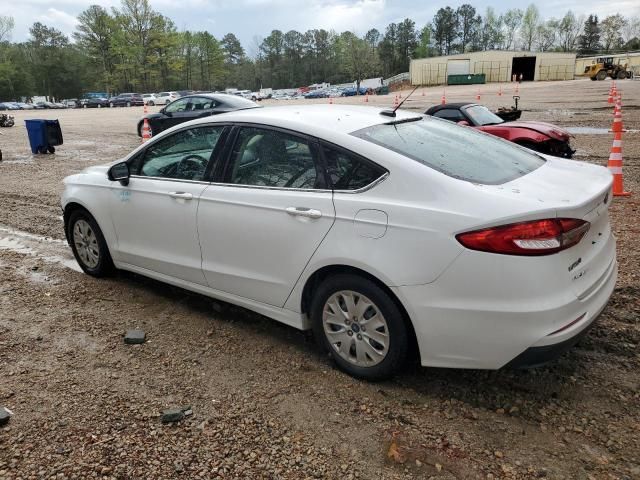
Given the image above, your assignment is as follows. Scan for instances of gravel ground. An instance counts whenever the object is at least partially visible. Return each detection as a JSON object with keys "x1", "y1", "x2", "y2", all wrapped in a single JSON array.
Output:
[{"x1": 0, "y1": 78, "x2": 639, "y2": 479}]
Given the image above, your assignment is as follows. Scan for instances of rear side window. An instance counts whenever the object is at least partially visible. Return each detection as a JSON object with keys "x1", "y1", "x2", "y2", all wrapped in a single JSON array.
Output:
[
  {"x1": 226, "y1": 127, "x2": 323, "y2": 189},
  {"x1": 352, "y1": 118, "x2": 545, "y2": 185},
  {"x1": 322, "y1": 145, "x2": 386, "y2": 191}
]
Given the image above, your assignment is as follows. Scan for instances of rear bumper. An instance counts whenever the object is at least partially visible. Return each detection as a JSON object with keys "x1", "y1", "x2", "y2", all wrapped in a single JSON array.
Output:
[
  {"x1": 506, "y1": 308, "x2": 600, "y2": 368},
  {"x1": 392, "y1": 248, "x2": 617, "y2": 370}
]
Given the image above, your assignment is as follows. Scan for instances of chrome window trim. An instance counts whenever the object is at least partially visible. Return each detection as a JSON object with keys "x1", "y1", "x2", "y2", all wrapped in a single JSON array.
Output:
[
  {"x1": 129, "y1": 175, "x2": 210, "y2": 185},
  {"x1": 130, "y1": 170, "x2": 389, "y2": 193},
  {"x1": 207, "y1": 171, "x2": 388, "y2": 194}
]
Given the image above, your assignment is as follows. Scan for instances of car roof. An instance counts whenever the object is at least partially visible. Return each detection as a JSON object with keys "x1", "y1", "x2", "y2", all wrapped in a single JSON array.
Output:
[
  {"x1": 187, "y1": 104, "x2": 424, "y2": 135},
  {"x1": 425, "y1": 103, "x2": 475, "y2": 114}
]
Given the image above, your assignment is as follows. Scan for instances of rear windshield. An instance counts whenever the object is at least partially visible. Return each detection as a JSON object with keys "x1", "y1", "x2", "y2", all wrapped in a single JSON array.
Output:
[{"x1": 352, "y1": 117, "x2": 545, "y2": 185}]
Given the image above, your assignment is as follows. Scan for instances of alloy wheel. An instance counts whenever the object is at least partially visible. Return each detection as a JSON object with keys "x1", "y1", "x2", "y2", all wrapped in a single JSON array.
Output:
[
  {"x1": 73, "y1": 219, "x2": 100, "y2": 268},
  {"x1": 323, "y1": 290, "x2": 389, "y2": 367}
]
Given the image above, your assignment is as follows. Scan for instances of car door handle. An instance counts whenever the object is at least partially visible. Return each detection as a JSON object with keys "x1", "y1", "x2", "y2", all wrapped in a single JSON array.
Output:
[
  {"x1": 169, "y1": 191, "x2": 193, "y2": 200},
  {"x1": 285, "y1": 207, "x2": 322, "y2": 219}
]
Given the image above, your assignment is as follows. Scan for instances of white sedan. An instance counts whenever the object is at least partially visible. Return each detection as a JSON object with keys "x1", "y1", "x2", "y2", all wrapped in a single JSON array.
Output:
[
  {"x1": 61, "y1": 105, "x2": 616, "y2": 379},
  {"x1": 154, "y1": 92, "x2": 179, "y2": 105}
]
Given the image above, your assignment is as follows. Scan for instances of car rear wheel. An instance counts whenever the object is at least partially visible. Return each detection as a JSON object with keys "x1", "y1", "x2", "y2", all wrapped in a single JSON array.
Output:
[
  {"x1": 67, "y1": 210, "x2": 114, "y2": 277},
  {"x1": 311, "y1": 274, "x2": 409, "y2": 380}
]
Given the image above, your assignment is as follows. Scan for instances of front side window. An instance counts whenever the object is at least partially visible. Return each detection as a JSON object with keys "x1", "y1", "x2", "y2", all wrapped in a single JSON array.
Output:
[
  {"x1": 165, "y1": 98, "x2": 189, "y2": 113},
  {"x1": 227, "y1": 128, "x2": 322, "y2": 189},
  {"x1": 353, "y1": 117, "x2": 545, "y2": 185},
  {"x1": 137, "y1": 126, "x2": 223, "y2": 181},
  {"x1": 323, "y1": 145, "x2": 386, "y2": 191}
]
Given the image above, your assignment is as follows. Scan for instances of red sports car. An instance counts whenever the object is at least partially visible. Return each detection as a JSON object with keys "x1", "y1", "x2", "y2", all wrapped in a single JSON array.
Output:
[{"x1": 425, "y1": 103, "x2": 575, "y2": 158}]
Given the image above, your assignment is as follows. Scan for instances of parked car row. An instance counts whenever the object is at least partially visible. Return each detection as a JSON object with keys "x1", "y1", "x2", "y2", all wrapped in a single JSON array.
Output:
[{"x1": 0, "y1": 101, "x2": 68, "y2": 110}]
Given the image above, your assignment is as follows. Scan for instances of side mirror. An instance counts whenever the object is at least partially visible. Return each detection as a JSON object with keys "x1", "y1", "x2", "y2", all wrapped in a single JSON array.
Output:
[
  {"x1": 457, "y1": 120, "x2": 470, "y2": 126},
  {"x1": 108, "y1": 161, "x2": 130, "y2": 186}
]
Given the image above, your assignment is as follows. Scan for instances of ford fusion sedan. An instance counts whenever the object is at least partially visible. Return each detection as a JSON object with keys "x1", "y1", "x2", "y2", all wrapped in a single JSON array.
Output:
[{"x1": 61, "y1": 106, "x2": 616, "y2": 380}]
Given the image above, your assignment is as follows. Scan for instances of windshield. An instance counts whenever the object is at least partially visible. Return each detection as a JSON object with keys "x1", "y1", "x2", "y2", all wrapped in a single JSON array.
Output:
[
  {"x1": 464, "y1": 105, "x2": 504, "y2": 126},
  {"x1": 352, "y1": 117, "x2": 545, "y2": 185}
]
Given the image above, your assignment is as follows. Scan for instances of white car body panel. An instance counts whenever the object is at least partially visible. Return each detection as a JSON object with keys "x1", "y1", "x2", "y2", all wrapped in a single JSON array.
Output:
[
  {"x1": 61, "y1": 105, "x2": 617, "y2": 370},
  {"x1": 197, "y1": 185, "x2": 335, "y2": 306}
]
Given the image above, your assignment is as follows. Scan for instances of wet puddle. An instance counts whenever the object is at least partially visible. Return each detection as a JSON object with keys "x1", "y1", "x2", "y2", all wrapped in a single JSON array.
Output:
[
  {"x1": 0, "y1": 227, "x2": 83, "y2": 273},
  {"x1": 566, "y1": 127, "x2": 639, "y2": 135},
  {"x1": 566, "y1": 127, "x2": 610, "y2": 135}
]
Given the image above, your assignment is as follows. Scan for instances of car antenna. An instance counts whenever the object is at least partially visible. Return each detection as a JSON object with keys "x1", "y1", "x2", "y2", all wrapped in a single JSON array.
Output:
[{"x1": 380, "y1": 85, "x2": 419, "y2": 117}]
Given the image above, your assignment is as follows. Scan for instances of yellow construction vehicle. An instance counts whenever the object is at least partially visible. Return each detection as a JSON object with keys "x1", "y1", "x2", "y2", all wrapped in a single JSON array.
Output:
[{"x1": 585, "y1": 57, "x2": 631, "y2": 80}]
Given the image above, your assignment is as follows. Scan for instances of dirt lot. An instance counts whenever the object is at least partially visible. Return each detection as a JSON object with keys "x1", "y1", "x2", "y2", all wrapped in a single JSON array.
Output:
[{"x1": 0, "y1": 79, "x2": 639, "y2": 480}]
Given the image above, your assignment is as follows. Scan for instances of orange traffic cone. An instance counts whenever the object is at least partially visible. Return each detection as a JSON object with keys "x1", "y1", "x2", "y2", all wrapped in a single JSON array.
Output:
[
  {"x1": 476, "y1": 87, "x2": 481, "y2": 101},
  {"x1": 141, "y1": 118, "x2": 152, "y2": 143},
  {"x1": 607, "y1": 84, "x2": 614, "y2": 104},
  {"x1": 498, "y1": 85, "x2": 502, "y2": 96},
  {"x1": 610, "y1": 95, "x2": 624, "y2": 133},
  {"x1": 364, "y1": 93, "x2": 369, "y2": 103},
  {"x1": 329, "y1": 97, "x2": 333, "y2": 104},
  {"x1": 608, "y1": 130, "x2": 631, "y2": 196},
  {"x1": 143, "y1": 102, "x2": 148, "y2": 114},
  {"x1": 441, "y1": 89, "x2": 446, "y2": 105}
]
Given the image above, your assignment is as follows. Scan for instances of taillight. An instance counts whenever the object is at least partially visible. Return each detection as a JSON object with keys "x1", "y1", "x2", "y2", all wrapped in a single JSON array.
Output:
[{"x1": 456, "y1": 218, "x2": 590, "y2": 256}]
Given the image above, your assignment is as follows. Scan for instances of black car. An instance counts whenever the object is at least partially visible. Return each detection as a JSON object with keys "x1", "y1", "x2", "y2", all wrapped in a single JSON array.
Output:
[
  {"x1": 109, "y1": 93, "x2": 144, "y2": 108},
  {"x1": 79, "y1": 92, "x2": 110, "y2": 108},
  {"x1": 137, "y1": 94, "x2": 260, "y2": 137}
]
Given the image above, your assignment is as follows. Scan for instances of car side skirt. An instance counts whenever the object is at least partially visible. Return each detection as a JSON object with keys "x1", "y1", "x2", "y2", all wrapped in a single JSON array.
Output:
[{"x1": 116, "y1": 262, "x2": 307, "y2": 330}]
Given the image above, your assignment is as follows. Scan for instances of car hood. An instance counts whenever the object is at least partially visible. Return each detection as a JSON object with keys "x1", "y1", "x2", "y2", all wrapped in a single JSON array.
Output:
[{"x1": 502, "y1": 121, "x2": 571, "y2": 140}]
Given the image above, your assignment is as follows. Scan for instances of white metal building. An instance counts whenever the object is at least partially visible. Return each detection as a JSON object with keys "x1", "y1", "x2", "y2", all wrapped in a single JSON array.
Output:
[{"x1": 410, "y1": 50, "x2": 577, "y2": 85}]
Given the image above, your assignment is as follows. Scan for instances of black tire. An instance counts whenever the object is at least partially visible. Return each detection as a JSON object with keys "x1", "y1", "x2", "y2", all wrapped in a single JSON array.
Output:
[
  {"x1": 47, "y1": 146, "x2": 55, "y2": 154},
  {"x1": 617, "y1": 71, "x2": 627, "y2": 79},
  {"x1": 310, "y1": 273, "x2": 409, "y2": 380},
  {"x1": 596, "y1": 70, "x2": 607, "y2": 81},
  {"x1": 66, "y1": 209, "x2": 115, "y2": 277},
  {"x1": 589, "y1": 76, "x2": 597, "y2": 81},
  {"x1": 149, "y1": 101, "x2": 155, "y2": 106}
]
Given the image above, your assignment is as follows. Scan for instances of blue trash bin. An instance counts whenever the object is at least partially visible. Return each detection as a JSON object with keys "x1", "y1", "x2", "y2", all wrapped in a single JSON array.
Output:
[{"x1": 25, "y1": 119, "x2": 63, "y2": 154}]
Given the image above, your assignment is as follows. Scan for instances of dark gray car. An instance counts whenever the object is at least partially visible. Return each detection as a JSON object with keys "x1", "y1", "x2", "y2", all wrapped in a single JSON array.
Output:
[{"x1": 137, "y1": 94, "x2": 260, "y2": 137}]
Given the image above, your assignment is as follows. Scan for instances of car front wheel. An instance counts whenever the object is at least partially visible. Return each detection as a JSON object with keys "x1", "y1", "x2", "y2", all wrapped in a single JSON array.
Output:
[
  {"x1": 67, "y1": 210, "x2": 114, "y2": 277},
  {"x1": 311, "y1": 274, "x2": 409, "y2": 380}
]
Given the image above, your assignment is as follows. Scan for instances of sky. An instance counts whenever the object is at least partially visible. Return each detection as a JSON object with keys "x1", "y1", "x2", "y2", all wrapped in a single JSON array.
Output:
[{"x1": 2, "y1": 0, "x2": 639, "y2": 53}]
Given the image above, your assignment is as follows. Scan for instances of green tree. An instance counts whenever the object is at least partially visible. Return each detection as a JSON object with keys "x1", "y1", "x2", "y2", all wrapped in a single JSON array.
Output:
[
  {"x1": 502, "y1": 9, "x2": 523, "y2": 50},
  {"x1": 558, "y1": 11, "x2": 582, "y2": 52},
  {"x1": 578, "y1": 14, "x2": 601, "y2": 54},
  {"x1": 520, "y1": 4, "x2": 540, "y2": 50},
  {"x1": 601, "y1": 14, "x2": 627, "y2": 52},
  {"x1": 74, "y1": 5, "x2": 118, "y2": 92},
  {"x1": 432, "y1": 7, "x2": 458, "y2": 55}
]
